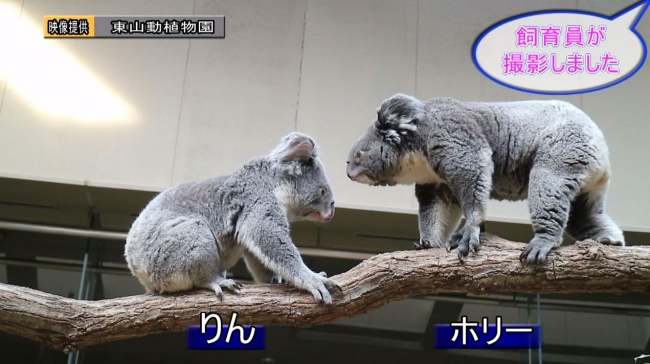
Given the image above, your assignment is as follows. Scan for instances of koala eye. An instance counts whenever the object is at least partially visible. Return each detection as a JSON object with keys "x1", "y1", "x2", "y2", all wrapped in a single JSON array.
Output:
[
  {"x1": 319, "y1": 188, "x2": 326, "y2": 197},
  {"x1": 355, "y1": 150, "x2": 362, "y2": 158}
]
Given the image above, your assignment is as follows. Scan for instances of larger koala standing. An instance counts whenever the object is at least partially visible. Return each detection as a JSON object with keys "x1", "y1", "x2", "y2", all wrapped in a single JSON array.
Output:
[
  {"x1": 346, "y1": 93, "x2": 625, "y2": 264},
  {"x1": 125, "y1": 132, "x2": 341, "y2": 304}
]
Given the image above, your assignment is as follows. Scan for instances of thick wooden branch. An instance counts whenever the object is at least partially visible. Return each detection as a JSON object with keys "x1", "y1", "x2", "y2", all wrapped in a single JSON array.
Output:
[{"x1": 0, "y1": 234, "x2": 649, "y2": 353}]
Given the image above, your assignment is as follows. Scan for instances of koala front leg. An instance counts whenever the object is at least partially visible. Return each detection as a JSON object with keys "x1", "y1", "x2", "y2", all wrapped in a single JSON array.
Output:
[
  {"x1": 244, "y1": 251, "x2": 329, "y2": 284},
  {"x1": 243, "y1": 252, "x2": 284, "y2": 284},
  {"x1": 434, "y1": 146, "x2": 493, "y2": 260},
  {"x1": 237, "y1": 208, "x2": 341, "y2": 304},
  {"x1": 414, "y1": 183, "x2": 462, "y2": 250}
]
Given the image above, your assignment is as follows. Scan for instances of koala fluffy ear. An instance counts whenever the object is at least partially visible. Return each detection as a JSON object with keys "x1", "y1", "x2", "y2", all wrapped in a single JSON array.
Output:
[
  {"x1": 401, "y1": 112, "x2": 422, "y2": 132},
  {"x1": 374, "y1": 94, "x2": 422, "y2": 135},
  {"x1": 373, "y1": 98, "x2": 422, "y2": 145},
  {"x1": 374, "y1": 108, "x2": 385, "y2": 127},
  {"x1": 270, "y1": 132, "x2": 316, "y2": 163}
]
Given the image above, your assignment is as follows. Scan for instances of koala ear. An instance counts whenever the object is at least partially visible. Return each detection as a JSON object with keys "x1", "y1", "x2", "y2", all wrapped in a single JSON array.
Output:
[
  {"x1": 270, "y1": 132, "x2": 316, "y2": 163},
  {"x1": 374, "y1": 108, "x2": 385, "y2": 128},
  {"x1": 374, "y1": 94, "x2": 421, "y2": 133},
  {"x1": 399, "y1": 113, "x2": 421, "y2": 132}
]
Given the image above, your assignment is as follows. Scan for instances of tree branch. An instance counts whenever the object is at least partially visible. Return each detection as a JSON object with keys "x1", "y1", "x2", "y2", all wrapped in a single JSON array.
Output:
[{"x1": 0, "y1": 234, "x2": 649, "y2": 353}]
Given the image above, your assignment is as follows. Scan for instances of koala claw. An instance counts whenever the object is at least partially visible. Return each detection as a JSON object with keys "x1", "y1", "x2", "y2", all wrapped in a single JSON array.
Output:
[
  {"x1": 270, "y1": 275, "x2": 283, "y2": 284},
  {"x1": 206, "y1": 278, "x2": 242, "y2": 300},
  {"x1": 305, "y1": 272, "x2": 341, "y2": 305},
  {"x1": 324, "y1": 278, "x2": 342, "y2": 293},
  {"x1": 445, "y1": 225, "x2": 481, "y2": 260},
  {"x1": 519, "y1": 238, "x2": 554, "y2": 264},
  {"x1": 413, "y1": 238, "x2": 434, "y2": 250},
  {"x1": 308, "y1": 283, "x2": 332, "y2": 305},
  {"x1": 219, "y1": 278, "x2": 243, "y2": 293},
  {"x1": 213, "y1": 286, "x2": 224, "y2": 301},
  {"x1": 317, "y1": 271, "x2": 342, "y2": 293}
]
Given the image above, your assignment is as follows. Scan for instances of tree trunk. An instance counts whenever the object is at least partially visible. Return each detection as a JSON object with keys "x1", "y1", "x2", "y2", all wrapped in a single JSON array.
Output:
[{"x1": 0, "y1": 233, "x2": 648, "y2": 353}]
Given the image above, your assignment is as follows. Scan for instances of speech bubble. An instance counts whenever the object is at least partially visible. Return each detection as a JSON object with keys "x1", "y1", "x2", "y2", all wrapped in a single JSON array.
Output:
[{"x1": 472, "y1": 0, "x2": 649, "y2": 95}]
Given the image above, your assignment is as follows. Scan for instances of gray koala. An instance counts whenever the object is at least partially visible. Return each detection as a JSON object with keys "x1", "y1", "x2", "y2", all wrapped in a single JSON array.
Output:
[
  {"x1": 124, "y1": 132, "x2": 341, "y2": 304},
  {"x1": 346, "y1": 93, "x2": 625, "y2": 264}
]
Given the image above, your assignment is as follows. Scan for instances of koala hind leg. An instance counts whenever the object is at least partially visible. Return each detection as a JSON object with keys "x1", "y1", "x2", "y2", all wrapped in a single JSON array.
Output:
[
  {"x1": 520, "y1": 166, "x2": 580, "y2": 264},
  {"x1": 149, "y1": 218, "x2": 241, "y2": 298},
  {"x1": 566, "y1": 184, "x2": 625, "y2": 246},
  {"x1": 125, "y1": 258, "x2": 157, "y2": 294},
  {"x1": 134, "y1": 271, "x2": 157, "y2": 294}
]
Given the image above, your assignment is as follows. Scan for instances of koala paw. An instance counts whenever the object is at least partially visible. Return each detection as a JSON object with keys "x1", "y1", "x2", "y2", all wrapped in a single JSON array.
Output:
[
  {"x1": 317, "y1": 271, "x2": 328, "y2": 278},
  {"x1": 413, "y1": 238, "x2": 435, "y2": 250},
  {"x1": 446, "y1": 225, "x2": 481, "y2": 260},
  {"x1": 413, "y1": 237, "x2": 445, "y2": 250},
  {"x1": 302, "y1": 271, "x2": 342, "y2": 305},
  {"x1": 209, "y1": 278, "x2": 243, "y2": 301},
  {"x1": 519, "y1": 237, "x2": 554, "y2": 264},
  {"x1": 270, "y1": 275, "x2": 283, "y2": 284},
  {"x1": 595, "y1": 237, "x2": 624, "y2": 246}
]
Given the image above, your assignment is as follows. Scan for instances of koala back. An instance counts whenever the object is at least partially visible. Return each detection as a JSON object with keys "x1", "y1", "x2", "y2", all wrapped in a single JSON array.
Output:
[
  {"x1": 125, "y1": 132, "x2": 336, "y2": 266},
  {"x1": 346, "y1": 93, "x2": 611, "y2": 204}
]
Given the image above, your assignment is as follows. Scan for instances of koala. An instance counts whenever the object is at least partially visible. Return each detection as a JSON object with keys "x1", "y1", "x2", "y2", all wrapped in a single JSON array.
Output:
[
  {"x1": 346, "y1": 93, "x2": 625, "y2": 264},
  {"x1": 124, "y1": 132, "x2": 341, "y2": 304}
]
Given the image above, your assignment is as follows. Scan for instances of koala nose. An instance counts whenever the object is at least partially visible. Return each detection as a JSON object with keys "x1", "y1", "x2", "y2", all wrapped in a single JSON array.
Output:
[{"x1": 346, "y1": 172, "x2": 352, "y2": 180}]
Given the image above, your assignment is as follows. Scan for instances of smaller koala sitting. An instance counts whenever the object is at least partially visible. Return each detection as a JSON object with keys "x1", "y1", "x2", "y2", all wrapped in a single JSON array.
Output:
[
  {"x1": 346, "y1": 93, "x2": 625, "y2": 264},
  {"x1": 124, "y1": 132, "x2": 341, "y2": 304}
]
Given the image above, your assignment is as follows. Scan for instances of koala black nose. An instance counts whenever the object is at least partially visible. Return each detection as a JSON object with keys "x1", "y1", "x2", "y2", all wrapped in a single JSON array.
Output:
[{"x1": 346, "y1": 172, "x2": 352, "y2": 179}]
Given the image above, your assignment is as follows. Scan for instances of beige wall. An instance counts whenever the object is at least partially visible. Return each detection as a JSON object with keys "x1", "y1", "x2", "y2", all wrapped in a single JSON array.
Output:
[{"x1": 0, "y1": 0, "x2": 648, "y2": 231}]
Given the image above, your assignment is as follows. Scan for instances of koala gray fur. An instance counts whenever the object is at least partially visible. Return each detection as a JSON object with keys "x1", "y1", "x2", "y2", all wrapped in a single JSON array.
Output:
[
  {"x1": 124, "y1": 132, "x2": 341, "y2": 304},
  {"x1": 346, "y1": 93, "x2": 625, "y2": 264}
]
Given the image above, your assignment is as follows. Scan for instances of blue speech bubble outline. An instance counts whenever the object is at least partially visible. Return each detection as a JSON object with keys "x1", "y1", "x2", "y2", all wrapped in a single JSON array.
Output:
[{"x1": 471, "y1": 0, "x2": 650, "y2": 96}]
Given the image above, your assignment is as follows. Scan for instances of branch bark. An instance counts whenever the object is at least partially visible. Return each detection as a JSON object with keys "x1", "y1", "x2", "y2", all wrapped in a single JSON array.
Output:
[{"x1": 1, "y1": 233, "x2": 649, "y2": 353}]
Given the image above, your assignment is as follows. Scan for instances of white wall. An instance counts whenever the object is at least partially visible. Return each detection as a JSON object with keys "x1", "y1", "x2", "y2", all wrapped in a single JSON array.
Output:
[{"x1": 0, "y1": 0, "x2": 648, "y2": 231}]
